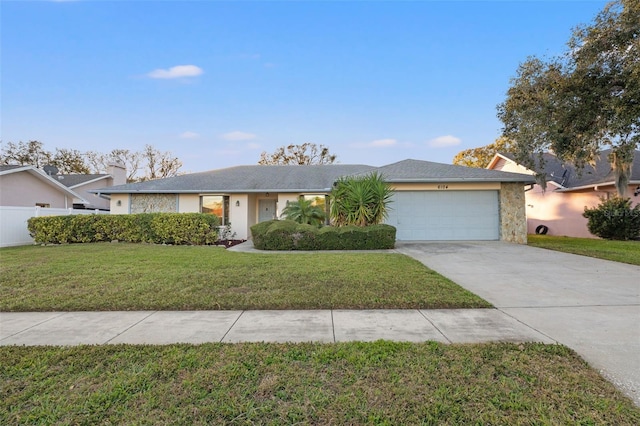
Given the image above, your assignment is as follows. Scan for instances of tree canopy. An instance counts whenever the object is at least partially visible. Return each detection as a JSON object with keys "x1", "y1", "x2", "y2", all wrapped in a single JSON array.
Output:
[
  {"x1": 258, "y1": 143, "x2": 337, "y2": 165},
  {"x1": 497, "y1": 0, "x2": 639, "y2": 196},
  {"x1": 0, "y1": 141, "x2": 90, "y2": 174},
  {"x1": 452, "y1": 137, "x2": 513, "y2": 168},
  {"x1": 1, "y1": 141, "x2": 182, "y2": 182}
]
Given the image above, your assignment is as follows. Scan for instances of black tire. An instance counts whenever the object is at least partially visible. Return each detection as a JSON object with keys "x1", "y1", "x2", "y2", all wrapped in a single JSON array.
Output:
[{"x1": 535, "y1": 225, "x2": 549, "y2": 235}]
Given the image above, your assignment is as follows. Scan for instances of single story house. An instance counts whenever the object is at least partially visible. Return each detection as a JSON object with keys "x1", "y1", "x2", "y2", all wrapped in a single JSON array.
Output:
[
  {"x1": 0, "y1": 163, "x2": 127, "y2": 210},
  {"x1": 487, "y1": 149, "x2": 640, "y2": 238},
  {"x1": 94, "y1": 159, "x2": 535, "y2": 243}
]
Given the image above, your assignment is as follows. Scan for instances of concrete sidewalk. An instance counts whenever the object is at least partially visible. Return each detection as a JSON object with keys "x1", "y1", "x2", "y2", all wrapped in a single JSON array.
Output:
[{"x1": 0, "y1": 309, "x2": 554, "y2": 346}]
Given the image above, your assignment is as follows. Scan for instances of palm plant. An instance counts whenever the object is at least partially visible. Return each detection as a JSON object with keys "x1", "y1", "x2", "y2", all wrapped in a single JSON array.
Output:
[
  {"x1": 330, "y1": 172, "x2": 393, "y2": 227},
  {"x1": 281, "y1": 198, "x2": 326, "y2": 226}
]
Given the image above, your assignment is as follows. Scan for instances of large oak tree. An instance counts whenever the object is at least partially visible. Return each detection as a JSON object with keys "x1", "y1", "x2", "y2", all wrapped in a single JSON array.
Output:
[
  {"x1": 452, "y1": 137, "x2": 513, "y2": 168},
  {"x1": 497, "y1": 0, "x2": 639, "y2": 196}
]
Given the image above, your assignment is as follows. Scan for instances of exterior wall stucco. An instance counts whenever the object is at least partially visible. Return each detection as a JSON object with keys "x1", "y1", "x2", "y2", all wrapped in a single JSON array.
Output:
[
  {"x1": 109, "y1": 194, "x2": 130, "y2": 214},
  {"x1": 277, "y1": 194, "x2": 301, "y2": 218},
  {"x1": 500, "y1": 182, "x2": 528, "y2": 244},
  {"x1": 72, "y1": 178, "x2": 112, "y2": 210},
  {"x1": 525, "y1": 184, "x2": 639, "y2": 238},
  {"x1": 130, "y1": 194, "x2": 178, "y2": 213},
  {"x1": 229, "y1": 194, "x2": 249, "y2": 240},
  {"x1": 391, "y1": 182, "x2": 501, "y2": 191},
  {"x1": 0, "y1": 172, "x2": 73, "y2": 208},
  {"x1": 178, "y1": 194, "x2": 200, "y2": 213}
]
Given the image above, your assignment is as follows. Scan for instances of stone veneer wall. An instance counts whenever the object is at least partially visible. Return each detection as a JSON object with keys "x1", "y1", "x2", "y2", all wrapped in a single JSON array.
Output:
[
  {"x1": 500, "y1": 183, "x2": 528, "y2": 244},
  {"x1": 130, "y1": 194, "x2": 178, "y2": 214}
]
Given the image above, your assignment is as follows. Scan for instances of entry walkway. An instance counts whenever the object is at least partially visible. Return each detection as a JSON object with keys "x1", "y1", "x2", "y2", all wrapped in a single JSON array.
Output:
[{"x1": 0, "y1": 308, "x2": 553, "y2": 346}]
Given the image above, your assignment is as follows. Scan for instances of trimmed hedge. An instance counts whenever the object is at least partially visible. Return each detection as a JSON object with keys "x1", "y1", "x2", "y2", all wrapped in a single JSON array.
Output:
[
  {"x1": 27, "y1": 213, "x2": 220, "y2": 245},
  {"x1": 251, "y1": 220, "x2": 396, "y2": 250}
]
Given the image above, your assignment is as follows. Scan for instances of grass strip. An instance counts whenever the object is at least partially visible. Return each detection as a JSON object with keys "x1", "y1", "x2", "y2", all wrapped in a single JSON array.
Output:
[
  {"x1": 2, "y1": 342, "x2": 639, "y2": 425},
  {"x1": 528, "y1": 235, "x2": 640, "y2": 266},
  {"x1": 0, "y1": 243, "x2": 490, "y2": 311}
]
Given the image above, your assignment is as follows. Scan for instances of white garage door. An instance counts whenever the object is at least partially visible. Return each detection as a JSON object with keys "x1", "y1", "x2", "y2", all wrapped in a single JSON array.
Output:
[{"x1": 385, "y1": 191, "x2": 499, "y2": 241}]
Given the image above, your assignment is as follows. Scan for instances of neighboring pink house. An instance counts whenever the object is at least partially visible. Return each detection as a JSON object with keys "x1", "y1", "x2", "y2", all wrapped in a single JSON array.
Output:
[
  {"x1": 51, "y1": 164, "x2": 127, "y2": 210},
  {"x1": 487, "y1": 150, "x2": 640, "y2": 238},
  {"x1": 0, "y1": 165, "x2": 85, "y2": 209},
  {"x1": 0, "y1": 163, "x2": 126, "y2": 210}
]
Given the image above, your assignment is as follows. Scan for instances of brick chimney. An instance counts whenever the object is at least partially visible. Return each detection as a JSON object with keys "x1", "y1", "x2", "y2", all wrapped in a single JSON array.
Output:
[{"x1": 107, "y1": 163, "x2": 127, "y2": 186}]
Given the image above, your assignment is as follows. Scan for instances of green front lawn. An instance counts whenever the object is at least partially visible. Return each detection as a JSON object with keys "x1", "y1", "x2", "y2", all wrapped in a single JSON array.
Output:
[
  {"x1": 2, "y1": 342, "x2": 638, "y2": 424},
  {"x1": 528, "y1": 235, "x2": 640, "y2": 266},
  {"x1": 0, "y1": 243, "x2": 490, "y2": 311}
]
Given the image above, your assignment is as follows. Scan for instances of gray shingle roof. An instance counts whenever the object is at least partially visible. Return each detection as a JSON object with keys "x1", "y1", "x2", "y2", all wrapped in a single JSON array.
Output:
[
  {"x1": 96, "y1": 164, "x2": 377, "y2": 194},
  {"x1": 54, "y1": 174, "x2": 109, "y2": 188},
  {"x1": 0, "y1": 164, "x2": 26, "y2": 172},
  {"x1": 501, "y1": 149, "x2": 640, "y2": 188},
  {"x1": 370, "y1": 159, "x2": 536, "y2": 183}
]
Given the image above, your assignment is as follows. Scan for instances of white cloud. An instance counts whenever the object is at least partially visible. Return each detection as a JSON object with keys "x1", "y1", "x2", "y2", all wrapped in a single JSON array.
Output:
[
  {"x1": 428, "y1": 135, "x2": 462, "y2": 148},
  {"x1": 221, "y1": 131, "x2": 257, "y2": 141},
  {"x1": 247, "y1": 142, "x2": 261, "y2": 150},
  {"x1": 179, "y1": 131, "x2": 199, "y2": 139},
  {"x1": 147, "y1": 65, "x2": 203, "y2": 79}
]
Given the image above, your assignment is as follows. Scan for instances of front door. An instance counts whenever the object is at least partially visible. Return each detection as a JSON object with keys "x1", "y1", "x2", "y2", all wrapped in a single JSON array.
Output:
[{"x1": 258, "y1": 199, "x2": 277, "y2": 222}]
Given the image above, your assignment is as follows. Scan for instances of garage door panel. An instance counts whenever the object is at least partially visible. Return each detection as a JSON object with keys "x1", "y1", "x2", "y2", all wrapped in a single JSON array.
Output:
[{"x1": 386, "y1": 191, "x2": 499, "y2": 241}]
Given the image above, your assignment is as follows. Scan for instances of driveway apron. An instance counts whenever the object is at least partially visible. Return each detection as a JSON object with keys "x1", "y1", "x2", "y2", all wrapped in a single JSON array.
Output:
[{"x1": 396, "y1": 241, "x2": 640, "y2": 406}]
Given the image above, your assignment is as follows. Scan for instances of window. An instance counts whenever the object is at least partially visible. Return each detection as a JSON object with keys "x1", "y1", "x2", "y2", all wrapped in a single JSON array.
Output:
[{"x1": 200, "y1": 195, "x2": 229, "y2": 225}]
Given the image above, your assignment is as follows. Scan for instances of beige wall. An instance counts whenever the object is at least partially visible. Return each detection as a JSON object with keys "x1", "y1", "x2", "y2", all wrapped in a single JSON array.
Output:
[
  {"x1": 229, "y1": 194, "x2": 249, "y2": 240},
  {"x1": 492, "y1": 158, "x2": 533, "y2": 175},
  {"x1": 391, "y1": 182, "x2": 501, "y2": 191},
  {"x1": 0, "y1": 172, "x2": 73, "y2": 208},
  {"x1": 277, "y1": 193, "x2": 301, "y2": 218},
  {"x1": 109, "y1": 194, "x2": 130, "y2": 214},
  {"x1": 178, "y1": 194, "x2": 200, "y2": 213}
]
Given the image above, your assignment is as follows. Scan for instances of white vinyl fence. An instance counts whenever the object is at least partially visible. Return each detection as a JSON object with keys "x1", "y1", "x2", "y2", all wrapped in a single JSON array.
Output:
[{"x1": 0, "y1": 206, "x2": 108, "y2": 248}]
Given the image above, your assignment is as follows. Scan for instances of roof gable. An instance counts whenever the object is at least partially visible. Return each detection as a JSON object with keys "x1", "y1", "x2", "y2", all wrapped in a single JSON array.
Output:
[{"x1": 0, "y1": 165, "x2": 87, "y2": 201}]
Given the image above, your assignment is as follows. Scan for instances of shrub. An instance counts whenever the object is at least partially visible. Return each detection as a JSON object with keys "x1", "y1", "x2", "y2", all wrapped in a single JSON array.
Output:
[
  {"x1": 28, "y1": 213, "x2": 220, "y2": 245},
  {"x1": 583, "y1": 197, "x2": 640, "y2": 240},
  {"x1": 151, "y1": 213, "x2": 220, "y2": 245},
  {"x1": 251, "y1": 220, "x2": 396, "y2": 250},
  {"x1": 330, "y1": 172, "x2": 393, "y2": 227}
]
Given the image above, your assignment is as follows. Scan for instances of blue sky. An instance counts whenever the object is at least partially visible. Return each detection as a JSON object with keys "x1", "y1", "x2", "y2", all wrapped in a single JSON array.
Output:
[{"x1": 2, "y1": 0, "x2": 608, "y2": 173}]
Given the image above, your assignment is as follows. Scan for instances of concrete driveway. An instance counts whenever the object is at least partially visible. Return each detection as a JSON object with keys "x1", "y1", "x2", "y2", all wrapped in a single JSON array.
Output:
[{"x1": 396, "y1": 241, "x2": 640, "y2": 406}]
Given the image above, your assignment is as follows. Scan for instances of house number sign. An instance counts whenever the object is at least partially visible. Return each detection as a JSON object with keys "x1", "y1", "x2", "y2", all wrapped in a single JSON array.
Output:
[{"x1": 437, "y1": 185, "x2": 449, "y2": 190}]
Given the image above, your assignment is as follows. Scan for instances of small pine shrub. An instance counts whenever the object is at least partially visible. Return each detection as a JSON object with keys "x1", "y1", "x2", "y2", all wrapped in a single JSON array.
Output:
[{"x1": 583, "y1": 197, "x2": 640, "y2": 240}]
